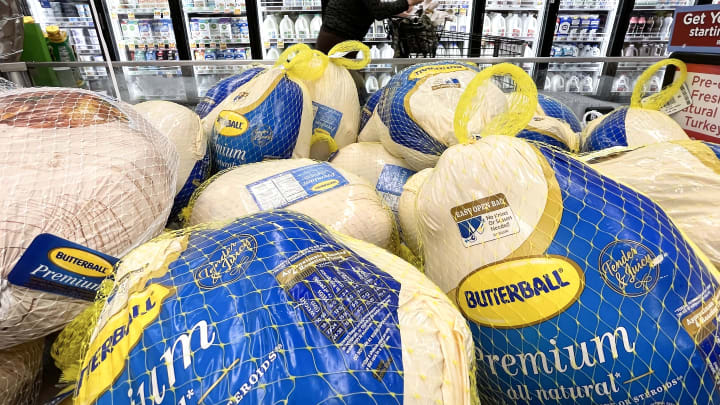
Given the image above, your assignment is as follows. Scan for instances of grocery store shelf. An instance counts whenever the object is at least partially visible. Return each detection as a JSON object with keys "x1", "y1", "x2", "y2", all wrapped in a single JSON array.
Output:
[
  {"x1": 122, "y1": 39, "x2": 176, "y2": 46},
  {"x1": 263, "y1": 6, "x2": 321, "y2": 12},
  {"x1": 549, "y1": 66, "x2": 602, "y2": 72},
  {"x1": 559, "y1": 7, "x2": 613, "y2": 11},
  {"x1": 183, "y1": 6, "x2": 246, "y2": 14},
  {"x1": 264, "y1": 38, "x2": 315, "y2": 44},
  {"x1": 486, "y1": 6, "x2": 542, "y2": 11},
  {"x1": 43, "y1": 17, "x2": 94, "y2": 28},
  {"x1": 110, "y1": 7, "x2": 168, "y2": 15},
  {"x1": 126, "y1": 67, "x2": 182, "y2": 76},
  {"x1": 634, "y1": 3, "x2": 688, "y2": 9},
  {"x1": 554, "y1": 35, "x2": 606, "y2": 42},
  {"x1": 191, "y1": 38, "x2": 250, "y2": 45},
  {"x1": 623, "y1": 37, "x2": 669, "y2": 43},
  {"x1": 193, "y1": 66, "x2": 250, "y2": 74}
]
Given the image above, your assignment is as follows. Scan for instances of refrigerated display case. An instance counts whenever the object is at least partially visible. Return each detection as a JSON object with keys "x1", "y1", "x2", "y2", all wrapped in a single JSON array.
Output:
[
  {"x1": 483, "y1": 0, "x2": 544, "y2": 55},
  {"x1": 25, "y1": 0, "x2": 107, "y2": 87},
  {"x1": 545, "y1": 0, "x2": 621, "y2": 95},
  {"x1": 103, "y1": 0, "x2": 186, "y2": 101},
  {"x1": 180, "y1": 0, "x2": 254, "y2": 96},
  {"x1": 612, "y1": 0, "x2": 694, "y2": 96}
]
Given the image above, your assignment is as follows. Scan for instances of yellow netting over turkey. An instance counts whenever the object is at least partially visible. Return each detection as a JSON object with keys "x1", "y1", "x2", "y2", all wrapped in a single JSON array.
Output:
[
  {"x1": 70, "y1": 210, "x2": 477, "y2": 405},
  {"x1": 0, "y1": 87, "x2": 177, "y2": 350},
  {"x1": 582, "y1": 59, "x2": 690, "y2": 152},
  {"x1": 298, "y1": 41, "x2": 370, "y2": 161},
  {"x1": 400, "y1": 63, "x2": 720, "y2": 404}
]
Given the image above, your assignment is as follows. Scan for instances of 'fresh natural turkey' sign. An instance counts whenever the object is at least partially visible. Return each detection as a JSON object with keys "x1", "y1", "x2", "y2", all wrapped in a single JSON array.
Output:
[{"x1": 668, "y1": 5, "x2": 720, "y2": 54}]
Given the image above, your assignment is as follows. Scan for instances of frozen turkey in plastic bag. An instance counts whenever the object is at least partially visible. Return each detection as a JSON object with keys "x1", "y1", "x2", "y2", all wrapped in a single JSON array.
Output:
[
  {"x1": 584, "y1": 140, "x2": 720, "y2": 270},
  {"x1": 185, "y1": 158, "x2": 395, "y2": 250},
  {"x1": 209, "y1": 45, "x2": 317, "y2": 170},
  {"x1": 302, "y1": 41, "x2": 370, "y2": 160},
  {"x1": 0, "y1": 88, "x2": 177, "y2": 349},
  {"x1": 74, "y1": 210, "x2": 477, "y2": 405},
  {"x1": 406, "y1": 63, "x2": 720, "y2": 404},
  {"x1": 583, "y1": 59, "x2": 689, "y2": 152},
  {"x1": 377, "y1": 61, "x2": 507, "y2": 170},
  {"x1": 133, "y1": 100, "x2": 210, "y2": 220}
]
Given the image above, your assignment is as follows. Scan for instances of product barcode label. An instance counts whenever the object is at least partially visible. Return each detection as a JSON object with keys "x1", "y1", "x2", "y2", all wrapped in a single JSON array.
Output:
[{"x1": 246, "y1": 163, "x2": 348, "y2": 211}]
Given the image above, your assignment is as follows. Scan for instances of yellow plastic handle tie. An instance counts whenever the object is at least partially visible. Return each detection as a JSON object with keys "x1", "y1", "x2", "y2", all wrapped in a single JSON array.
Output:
[
  {"x1": 328, "y1": 40, "x2": 371, "y2": 70},
  {"x1": 630, "y1": 58, "x2": 687, "y2": 110},
  {"x1": 453, "y1": 63, "x2": 538, "y2": 145},
  {"x1": 310, "y1": 128, "x2": 339, "y2": 154},
  {"x1": 274, "y1": 43, "x2": 326, "y2": 81}
]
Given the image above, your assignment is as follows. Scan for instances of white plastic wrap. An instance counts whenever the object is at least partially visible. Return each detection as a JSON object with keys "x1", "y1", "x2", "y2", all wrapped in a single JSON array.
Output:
[{"x1": 186, "y1": 158, "x2": 395, "y2": 249}]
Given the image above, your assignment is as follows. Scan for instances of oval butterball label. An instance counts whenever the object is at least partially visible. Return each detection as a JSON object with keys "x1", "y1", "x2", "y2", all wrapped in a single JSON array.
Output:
[
  {"x1": 216, "y1": 110, "x2": 249, "y2": 137},
  {"x1": 311, "y1": 179, "x2": 340, "y2": 192},
  {"x1": 408, "y1": 63, "x2": 470, "y2": 80},
  {"x1": 48, "y1": 247, "x2": 114, "y2": 278},
  {"x1": 456, "y1": 255, "x2": 585, "y2": 329}
]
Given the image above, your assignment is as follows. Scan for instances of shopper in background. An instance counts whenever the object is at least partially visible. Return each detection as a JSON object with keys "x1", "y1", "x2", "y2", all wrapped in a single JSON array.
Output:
[
  {"x1": 317, "y1": 0, "x2": 422, "y2": 104},
  {"x1": 317, "y1": 0, "x2": 422, "y2": 52}
]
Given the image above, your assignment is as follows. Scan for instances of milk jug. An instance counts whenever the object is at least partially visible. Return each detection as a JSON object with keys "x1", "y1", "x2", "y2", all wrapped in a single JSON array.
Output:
[
  {"x1": 266, "y1": 46, "x2": 280, "y2": 60},
  {"x1": 506, "y1": 13, "x2": 521, "y2": 37},
  {"x1": 483, "y1": 14, "x2": 492, "y2": 35},
  {"x1": 370, "y1": 45, "x2": 381, "y2": 59},
  {"x1": 295, "y1": 14, "x2": 310, "y2": 39},
  {"x1": 262, "y1": 15, "x2": 278, "y2": 40},
  {"x1": 381, "y1": 44, "x2": 394, "y2": 58},
  {"x1": 524, "y1": 14, "x2": 537, "y2": 37},
  {"x1": 365, "y1": 75, "x2": 379, "y2": 93},
  {"x1": 310, "y1": 15, "x2": 322, "y2": 37},
  {"x1": 491, "y1": 13, "x2": 506, "y2": 36},
  {"x1": 279, "y1": 15, "x2": 294, "y2": 39}
]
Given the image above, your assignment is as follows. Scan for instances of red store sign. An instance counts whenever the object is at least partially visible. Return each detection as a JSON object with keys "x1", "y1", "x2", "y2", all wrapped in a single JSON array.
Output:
[
  {"x1": 671, "y1": 63, "x2": 720, "y2": 143},
  {"x1": 668, "y1": 5, "x2": 720, "y2": 53}
]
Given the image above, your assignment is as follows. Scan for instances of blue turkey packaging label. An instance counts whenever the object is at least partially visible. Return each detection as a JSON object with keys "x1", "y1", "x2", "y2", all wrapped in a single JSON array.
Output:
[
  {"x1": 246, "y1": 163, "x2": 348, "y2": 210},
  {"x1": 8, "y1": 233, "x2": 117, "y2": 301},
  {"x1": 311, "y1": 102, "x2": 343, "y2": 138}
]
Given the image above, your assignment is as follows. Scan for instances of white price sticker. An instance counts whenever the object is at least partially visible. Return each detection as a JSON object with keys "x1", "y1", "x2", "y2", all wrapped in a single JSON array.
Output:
[{"x1": 647, "y1": 82, "x2": 693, "y2": 116}]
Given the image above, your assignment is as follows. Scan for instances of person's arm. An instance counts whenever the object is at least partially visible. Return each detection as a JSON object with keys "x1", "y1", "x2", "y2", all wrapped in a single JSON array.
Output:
[{"x1": 362, "y1": 0, "x2": 419, "y2": 20}]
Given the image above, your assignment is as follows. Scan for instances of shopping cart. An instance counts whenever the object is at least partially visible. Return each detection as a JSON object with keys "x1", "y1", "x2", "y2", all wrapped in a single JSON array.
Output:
[{"x1": 387, "y1": 15, "x2": 528, "y2": 58}]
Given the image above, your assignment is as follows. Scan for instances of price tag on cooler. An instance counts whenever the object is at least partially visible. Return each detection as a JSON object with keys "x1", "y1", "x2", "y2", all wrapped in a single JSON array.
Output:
[
  {"x1": 670, "y1": 63, "x2": 720, "y2": 143},
  {"x1": 210, "y1": 42, "x2": 216, "y2": 48},
  {"x1": 669, "y1": 5, "x2": 720, "y2": 54},
  {"x1": 128, "y1": 12, "x2": 135, "y2": 19},
  {"x1": 234, "y1": 7, "x2": 242, "y2": 14},
  {"x1": 263, "y1": 41, "x2": 270, "y2": 48},
  {"x1": 278, "y1": 40, "x2": 285, "y2": 48},
  {"x1": 220, "y1": 42, "x2": 227, "y2": 50},
  {"x1": 154, "y1": 9, "x2": 161, "y2": 19}
]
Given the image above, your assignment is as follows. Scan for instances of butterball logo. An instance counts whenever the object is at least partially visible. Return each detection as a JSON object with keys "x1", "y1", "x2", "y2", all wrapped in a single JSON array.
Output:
[
  {"x1": 598, "y1": 240, "x2": 663, "y2": 297},
  {"x1": 456, "y1": 255, "x2": 585, "y2": 329},
  {"x1": 194, "y1": 233, "x2": 258, "y2": 289}
]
